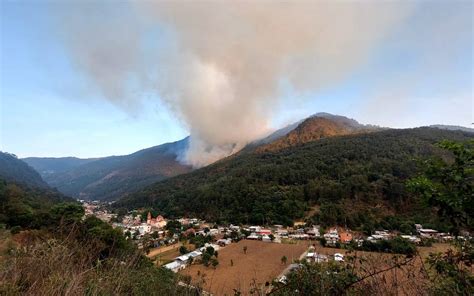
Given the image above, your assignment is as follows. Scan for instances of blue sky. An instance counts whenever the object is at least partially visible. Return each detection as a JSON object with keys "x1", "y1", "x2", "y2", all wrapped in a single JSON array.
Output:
[{"x1": 1, "y1": 1, "x2": 472, "y2": 158}]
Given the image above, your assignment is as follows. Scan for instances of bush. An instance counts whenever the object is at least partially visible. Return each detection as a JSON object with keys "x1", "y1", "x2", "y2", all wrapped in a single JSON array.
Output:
[{"x1": 10, "y1": 225, "x2": 21, "y2": 235}]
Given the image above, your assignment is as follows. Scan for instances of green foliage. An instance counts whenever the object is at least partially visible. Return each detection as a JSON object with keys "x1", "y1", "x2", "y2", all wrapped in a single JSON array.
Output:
[
  {"x1": 116, "y1": 128, "x2": 472, "y2": 230},
  {"x1": 179, "y1": 245, "x2": 188, "y2": 255},
  {"x1": 358, "y1": 237, "x2": 417, "y2": 256},
  {"x1": 189, "y1": 233, "x2": 212, "y2": 248},
  {"x1": 426, "y1": 240, "x2": 474, "y2": 295},
  {"x1": 0, "y1": 178, "x2": 76, "y2": 229},
  {"x1": 50, "y1": 202, "x2": 85, "y2": 225},
  {"x1": 409, "y1": 140, "x2": 474, "y2": 295},
  {"x1": 10, "y1": 225, "x2": 21, "y2": 234},
  {"x1": 165, "y1": 220, "x2": 182, "y2": 236},
  {"x1": 408, "y1": 140, "x2": 473, "y2": 233},
  {"x1": 272, "y1": 261, "x2": 358, "y2": 295}
]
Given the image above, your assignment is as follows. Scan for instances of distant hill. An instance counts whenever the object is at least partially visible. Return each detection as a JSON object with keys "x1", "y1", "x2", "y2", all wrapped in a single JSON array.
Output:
[
  {"x1": 0, "y1": 152, "x2": 49, "y2": 188},
  {"x1": 31, "y1": 138, "x2": 192, "y2": 201},
  {"x1": 23, "y1": 157, "x2": 99, "y2": 176},
  {"x1": 115, "y1": 127, "x2": 473, "y2": 231},
  {"x1": 429, "y1": 124, "x2": 474, "y2": 133}
]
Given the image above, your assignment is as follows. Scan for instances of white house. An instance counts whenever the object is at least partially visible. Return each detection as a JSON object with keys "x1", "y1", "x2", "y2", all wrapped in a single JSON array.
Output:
[
  {"x1": 334, "y1": 253, "x2": 344, "y2": 262},
  {"x1": 164, "y1": 261, "x2": 185, "y2": 273},
  {"x1": 418, "y1": 228, "x2": 438, "y2": 238}
]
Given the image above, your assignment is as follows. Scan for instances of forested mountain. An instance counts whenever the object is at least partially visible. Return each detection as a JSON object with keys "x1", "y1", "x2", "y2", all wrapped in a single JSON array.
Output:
[
  {"x1": 0, "y1": 152, "x2": 49, "y2": 188},
  {"x1": 255, "y1": 115, "x2": 376, "y2": 153},
  {"x1": 33, "y1": 138, "x2": 192, "y2": 201},
  {"x1": 115, "y1": 127, "x2": 473, "y2": 232},
  {"x1": 23, "y1": 156, "x2": 99, "y2": 176}
]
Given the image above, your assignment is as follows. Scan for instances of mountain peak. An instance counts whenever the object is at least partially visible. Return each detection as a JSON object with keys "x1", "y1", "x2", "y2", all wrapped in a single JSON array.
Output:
[{"x1": 256, "y1": 116, "x2": 358, "y2": 153}]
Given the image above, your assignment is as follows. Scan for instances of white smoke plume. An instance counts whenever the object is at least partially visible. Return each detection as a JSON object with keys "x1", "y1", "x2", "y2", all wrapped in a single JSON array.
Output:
[{"x1": 56, "y1": 1, "x2": 414, "y2": 167}]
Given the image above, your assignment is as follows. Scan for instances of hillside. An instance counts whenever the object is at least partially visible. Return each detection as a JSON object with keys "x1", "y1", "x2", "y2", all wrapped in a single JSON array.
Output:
[
  {"x1": 23, "y1": 156, "x2": 99, "y2": 176},
  {"x1": 115, "y1": 127, "x2": 473, "y2": 231},
  {"x1": 255, "y1": 116, "x2": 368, "y2": 152},
  {"x1": 0, "y1": 152, "x2": 49, "y2": 188},
  {"x1": 35, "y1": 138, "x2": 192, "y2": 201}
]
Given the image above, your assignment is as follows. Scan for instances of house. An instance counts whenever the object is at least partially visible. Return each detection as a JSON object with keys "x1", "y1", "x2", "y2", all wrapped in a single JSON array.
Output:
[
  {"x1": 229, "y1": 224, "x2": 240, "y2": 231},
  {"x1": 209, "y1": 228, "x2": 219, "y2": 236},
  {"x1": 199, "y1": 243, "x2": 220, "y2": 252},
  {"x1": 258, "y1": 229, "x2": 272, "y2": 236},
  {"x1": 217, "y1": 238, "x2": 232, "y2": 246},
  {"x1": 249, "y1": 226, "x2": 262, "y2": 233},
  {"x1": 307, "y1": 226, "x2": 320, "y2": 238},
  {"x1": 163, "y1": 261, "x2": 185, "y2": 273},
  {"x1": 418, "y1": 228, "x2": 438, "y2": 238},
  {"x1": 400, "y1": 235, "x2": 421, "y2": 244},
  {"x1": 247, "y1": 233, "x2": 260, "y2": 240},
  {"x1": 289, "y1": 233, "x2": 309, "y2": 240},
  {"x1": 314, "y1": 253, "x2": 329, "y2": 263},
  {"x1": 138, "y1": 223, "x2": 152, "y2": 235},
  {"x1": 334, "y1": 253, "x2": 344, "y2": 262},
  {"x1": 368, "y1": 230, "x2": 391, "y2": 241},
  {"x1": 339, "y1": 231, "x2": 353, "y2": 243},
  {"x1": 183, "y1": 228, "x2": 196, "y2": 237},
  {"x1": 324, "y1": 228, "x2": 340, "y2": 245},
  {"x1": 146, "y1": 212, "x2": 167, "y2": 228},
  {"x1": 277, "y1": 229, "x2": 289, "y2": 237}
]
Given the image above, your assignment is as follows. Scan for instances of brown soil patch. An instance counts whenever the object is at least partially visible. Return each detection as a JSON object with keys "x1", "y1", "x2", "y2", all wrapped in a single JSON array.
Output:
[{"x1": 179, "y1": 240, "x2": 310, "y2": 295}]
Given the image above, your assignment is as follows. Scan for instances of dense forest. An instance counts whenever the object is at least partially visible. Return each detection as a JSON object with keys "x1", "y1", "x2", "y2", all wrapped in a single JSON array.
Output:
[
  {"x1": 0, "y1": 178, "x2": 74, "y2": 230},
  {"x1": 116, "y1": 128, "x2": 473, "y2": 232},
  {"x1": 0, "y1": 152, "x2": 49, "y2": 188}
]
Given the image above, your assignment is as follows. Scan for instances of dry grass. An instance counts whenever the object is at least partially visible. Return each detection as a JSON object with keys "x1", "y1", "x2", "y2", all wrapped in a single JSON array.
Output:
[{"x1": 180, "y1": 239, "x2": 310, "y2": 295}]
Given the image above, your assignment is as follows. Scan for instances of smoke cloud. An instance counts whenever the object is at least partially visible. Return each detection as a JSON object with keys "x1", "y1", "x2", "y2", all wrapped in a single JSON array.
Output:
[{"x1": 57, "y1": 1, "x2": 414, "y2": 167}]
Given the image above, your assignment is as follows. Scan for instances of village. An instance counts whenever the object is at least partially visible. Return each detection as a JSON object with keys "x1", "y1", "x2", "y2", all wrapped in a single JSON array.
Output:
[{"x1": 81, "y1": 200, "x2": 467, "y2": 274}]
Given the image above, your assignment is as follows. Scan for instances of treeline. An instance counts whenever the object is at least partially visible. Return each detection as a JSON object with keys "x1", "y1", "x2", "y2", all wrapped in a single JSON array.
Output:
[{"x1": 116, "y1": 128, "x2": 472, "y2": 231}]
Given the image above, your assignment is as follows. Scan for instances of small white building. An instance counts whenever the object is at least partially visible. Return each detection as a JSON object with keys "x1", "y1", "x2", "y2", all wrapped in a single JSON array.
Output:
[
  {"x1": 418, "y1": 229, "x2": 438, "y2": 238},
  {"x1": 164, "y1": 261, "x2": 185, "y2": 273},
  {"x1": 334, "y1": 253, "x2": 344, "y2": 262}
]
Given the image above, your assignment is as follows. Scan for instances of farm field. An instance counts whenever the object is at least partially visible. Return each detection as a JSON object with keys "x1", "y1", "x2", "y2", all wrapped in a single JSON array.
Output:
[
  {"x1": 179, "y1": 239, "x2": 311, "y2": 295},
  {"x1": 180, "y1": 241, "x2": 457, "y2": 295}
]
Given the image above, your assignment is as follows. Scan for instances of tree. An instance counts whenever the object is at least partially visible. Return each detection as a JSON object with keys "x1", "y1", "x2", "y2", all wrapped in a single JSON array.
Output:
[
  {"x1": 243, "y1": 246, "x2": 247, "y2": 254},
  {"x1": 214, "y1": 250, "x2": 218, "y2": 258},
  {"x1": 281, "y1": 256, "x2": 287, "y2": 265},
  {"x1": 202, "y1": 252, "x2": 211, "y2": 267},
  {"x1": 408, "y1": 140, "x2": 473, "y2": 233},
  {"x1": 206, "y1": 246, "x2": 215, "y2": 256},
  {"x1": 408, "y1": 140, "x2": 474, "y2": 294},
  {"x1": 50, "y1": 202, "x2": 84, "y2": 225},
  {"x1": 179, "y1": 246, "x2": 188, "y2": 255},
  {"x1": 269, "y1": 234, "x2": 275, "y2": 242},
  {"x1": 211, "y1": 258, "x2": 219, "y2": 269}
]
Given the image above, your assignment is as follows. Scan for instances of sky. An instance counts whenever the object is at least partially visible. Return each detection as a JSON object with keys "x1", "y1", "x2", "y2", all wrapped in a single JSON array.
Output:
[{"x1": 0, "y1": 0, "x2": 472, "y2": 160}]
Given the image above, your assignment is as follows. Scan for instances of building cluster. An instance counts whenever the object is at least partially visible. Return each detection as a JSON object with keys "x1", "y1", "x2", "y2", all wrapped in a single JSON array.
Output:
[
  {"x1": 81, "y1": 200, "x2": 115, "y2": 222},
  {"x1": 117, "y1": 212, "x2": 169, "y2": 238},
  {"x1": 164, "y1": 243, "x2": 224, "y2": 273}
]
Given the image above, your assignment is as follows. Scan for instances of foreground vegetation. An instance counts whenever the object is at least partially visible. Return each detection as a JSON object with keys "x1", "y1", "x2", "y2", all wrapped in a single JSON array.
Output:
[{"x1": 0, "y1": 180, "x2": 193, "y2": 295}]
